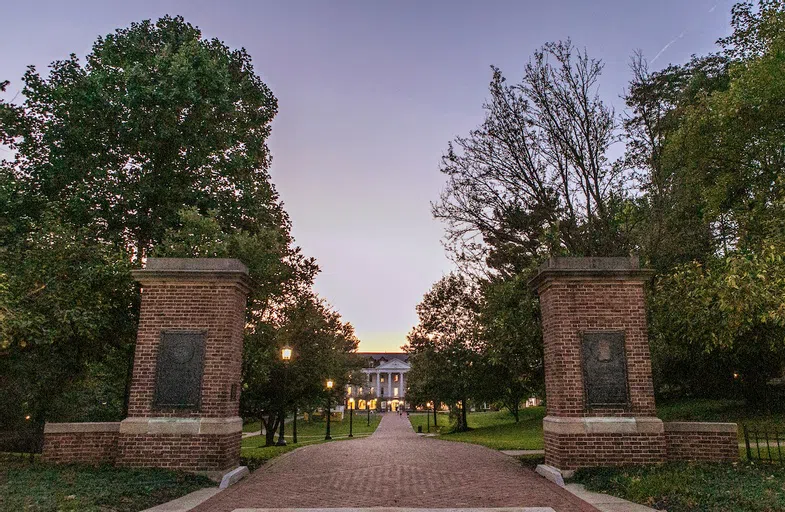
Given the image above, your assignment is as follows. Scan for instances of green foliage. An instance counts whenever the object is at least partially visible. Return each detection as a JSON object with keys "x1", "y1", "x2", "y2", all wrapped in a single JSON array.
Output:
[
  {"x1": 574, "y1": 461, "x2": 785, "y2": 512},
  {"x1": 239, "y1": 292, "x2": 362, "y2": 446},
  {"x1": 476, "y1": 274, "x2": 543, "y2": 421},
  {"x1": 0, "y1": 455, "x2": 211, "y2": 512},
  {"x1": 0, "y1": 215, "x2": 136, "y2": 425},
  {"x1": 623, "y1": 53, "x2": 730, "y2": 272},
  {"x1": 620, "y1": 1, "x2": 785, "y2": 404},
  {"x1": 651, "y1": 244, "x2": 785, "y2": 406},
  {"x1": 0, "y1": 15, "x2": 282, "y2": 260},
  {"x1": 405, "y1": 273, "x2": 483, "y2": 431},
  {"x1": 0, "y1": 15, "x2": 346, "y2": 432}
]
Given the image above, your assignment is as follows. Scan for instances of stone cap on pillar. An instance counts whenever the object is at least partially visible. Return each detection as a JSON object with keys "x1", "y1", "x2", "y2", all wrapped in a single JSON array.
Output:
[
  {"x1": 132, "y1": 258, "x2": 253, "y2": 293},
  {"x1": 528, "y1": 256, "x2": 654, "y2": 292}
]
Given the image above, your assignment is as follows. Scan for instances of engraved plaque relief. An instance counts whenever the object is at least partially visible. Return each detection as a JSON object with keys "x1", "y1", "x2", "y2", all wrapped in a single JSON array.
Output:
[
  {"x1": 153, "y1": 331, "x2": 206, "y2": 409},
  {"x1": 581, "y1": 331, "x2": 629, "y2": 407}
]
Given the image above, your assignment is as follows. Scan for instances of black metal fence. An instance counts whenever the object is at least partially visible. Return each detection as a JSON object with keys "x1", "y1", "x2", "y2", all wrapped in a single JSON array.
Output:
[
  {"x1": 0, "y1": 423, "x2": 44, "y2": 458},
  {"x1": 743, "y1": 424, "x2": 784, "y2": 464}
]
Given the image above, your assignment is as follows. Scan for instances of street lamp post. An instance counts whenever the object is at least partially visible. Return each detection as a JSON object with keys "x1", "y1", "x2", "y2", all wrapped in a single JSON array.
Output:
[
  {"x1": 277, "y1": 346, "x2": 292, "y2": 446},
  {"x1": 348, "y1": 400, "x2": 353, "y2": 437},
  {"x1": 325, "y1": 379, "x2": 333, "y2": 440},
  {"x1": 293, "y1": 405, "x2": 298, "y2": 444}
]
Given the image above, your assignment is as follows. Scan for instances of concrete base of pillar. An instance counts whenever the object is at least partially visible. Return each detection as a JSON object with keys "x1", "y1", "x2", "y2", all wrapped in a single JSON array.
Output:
[
  {"x1": 116, "y1": 417, "x2": 242, "y2": 472},
  {"x1": 543, "y1": 416, "x2": 667, "y2": 470}
]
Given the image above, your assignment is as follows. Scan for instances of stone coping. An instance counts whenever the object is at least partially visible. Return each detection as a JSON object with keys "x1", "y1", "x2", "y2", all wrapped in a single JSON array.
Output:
[
  {"x1": 145, "y1": 258, "x2": 249, "y2": 273},
  {"x1": 664, "y1": 421, "x2": 738, "y2": 433},
  {"x1": 528, "y1": 256, "x2": 654, "y2": 291},
  {"x1": 119, "y1": 416, "x2": 242, "y2": 435},
  {"x1": 132, "y1": 258, "x2": 252, "y2": 291},
  {"x1": 44, "y1": 422, "x2": 121, "y2": 434},
  {"x1": 541, "y1": 256, "x2": 642, "y2": 270},
  {"x1": 543, "y1": 416, "x2": 664, "y2": 435}
]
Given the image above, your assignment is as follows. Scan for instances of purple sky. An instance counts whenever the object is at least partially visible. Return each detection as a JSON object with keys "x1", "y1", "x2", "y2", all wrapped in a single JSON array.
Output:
[{"x1": 1, "y1": 0, "x2": 734, "y2": 352}]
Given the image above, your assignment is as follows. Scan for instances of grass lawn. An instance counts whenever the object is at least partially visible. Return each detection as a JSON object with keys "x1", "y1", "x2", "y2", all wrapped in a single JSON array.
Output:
[
  {"x1": 242, "y1": 420, "x2": 262, "y2": 433},
  {"x1": 408, "y1": 408, "x2": 545, "y2": 450},
  {"x1": 407, "y1": 411, "x2": 451, "y2": 434},
  {"x1": 0, "y1": 453, "x2": 212, "y2": 512},
  {"x1": 240, "y1": 414, "x2": 382, "y2": 470},
  {"x1": 574, "y1": 461, "x2": 785, "y2": 512}
]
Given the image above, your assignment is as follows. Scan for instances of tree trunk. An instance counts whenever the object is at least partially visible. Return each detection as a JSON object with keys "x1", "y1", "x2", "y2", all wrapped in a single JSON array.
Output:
[
  {"x1": 461, "y1": 398, "x2": 468, "y2": 431},
  {"x1": 512, "y1": 400, "x2": 520, "y2": 422},
  {"x1": 261, "y1": 414, "x2": 278, "y2": 446},
  {"x1": 433, "y1": 402, "x2": 438, "y2": 426}
]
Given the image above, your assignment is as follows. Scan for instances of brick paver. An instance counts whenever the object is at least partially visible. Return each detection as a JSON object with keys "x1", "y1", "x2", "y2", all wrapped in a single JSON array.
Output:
[{"x1": 192, "y1": 413, "x2": 598, "y2": 512}]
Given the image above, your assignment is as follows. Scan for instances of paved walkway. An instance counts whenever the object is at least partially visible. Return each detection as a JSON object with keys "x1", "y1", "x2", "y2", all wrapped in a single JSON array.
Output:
[{"x1": 192, "y1": 413, "x2": 598, "y2": 512}]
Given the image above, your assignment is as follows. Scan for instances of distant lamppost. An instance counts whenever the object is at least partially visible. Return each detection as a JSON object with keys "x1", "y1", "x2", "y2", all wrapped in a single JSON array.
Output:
[
  {"x1": 325, "y1": 379, "x2": 334, "y2": 440},
  {"x1": 277, "y1": 346, "x2": 292, "y2": 446},
  {"x1": 348, "y1": 398, "x2": 354, "y2": 438}
]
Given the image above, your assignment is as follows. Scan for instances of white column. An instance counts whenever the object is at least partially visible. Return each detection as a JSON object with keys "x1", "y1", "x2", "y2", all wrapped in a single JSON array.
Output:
[
  {"x1": 400, "y1": 372, "x2": 405, "y2": 399},
  {"x1": 388, "y1": 372, "x2": 392, "y2": 398}
]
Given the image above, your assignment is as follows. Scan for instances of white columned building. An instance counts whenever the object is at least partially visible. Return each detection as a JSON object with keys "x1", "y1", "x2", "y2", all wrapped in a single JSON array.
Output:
[{"x1": 345, "y1": 353, "x2": 410, "y2": 412}]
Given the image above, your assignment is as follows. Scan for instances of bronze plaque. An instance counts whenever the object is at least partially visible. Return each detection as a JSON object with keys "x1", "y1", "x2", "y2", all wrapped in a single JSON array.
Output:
[
  {"x1": 582, "y1": 331, "x2": 628, "y2": 407},
  {"x1": 153, "y1": 331, "x2": 206, "y2": 409}
]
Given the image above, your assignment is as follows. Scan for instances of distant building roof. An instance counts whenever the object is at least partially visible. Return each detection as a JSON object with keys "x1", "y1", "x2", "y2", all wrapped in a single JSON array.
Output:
[{"x1": 358, "y1": 352, "x2": 409, "y2": 366}]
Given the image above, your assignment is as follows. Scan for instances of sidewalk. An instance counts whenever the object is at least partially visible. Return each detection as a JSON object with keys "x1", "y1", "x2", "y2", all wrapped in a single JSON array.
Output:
[{"x1": 191, "y1": 413, "x2": 599, "y2": 512}]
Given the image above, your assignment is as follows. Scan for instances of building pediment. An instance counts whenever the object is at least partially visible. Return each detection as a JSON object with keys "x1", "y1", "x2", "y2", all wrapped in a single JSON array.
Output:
[{"x1": 375, "y1": 359, "x2": 410, "y2": 370}]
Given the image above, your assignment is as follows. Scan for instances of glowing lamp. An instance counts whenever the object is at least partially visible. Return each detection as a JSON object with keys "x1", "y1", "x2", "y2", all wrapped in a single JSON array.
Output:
[
  {"x1": 281, "y1": 346, "x2": 292, "y2": 361},
  {"x1": 326, "y1": 379, "x2": 334, "y2": 389}
]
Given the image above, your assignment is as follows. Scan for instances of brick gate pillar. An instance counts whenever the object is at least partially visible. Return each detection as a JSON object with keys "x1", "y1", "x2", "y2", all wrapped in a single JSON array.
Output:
[
  {"x1": 117, "y1": 258, "x2": 251, "y2": 472},
  {"x1": 529, "y1": 257, "x2": 665, "y2": 472}
]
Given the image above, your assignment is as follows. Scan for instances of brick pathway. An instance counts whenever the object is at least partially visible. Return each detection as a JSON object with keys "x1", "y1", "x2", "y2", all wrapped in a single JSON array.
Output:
[{"x1": 192, "y1": 413, "x2": 598, "y2": 512}]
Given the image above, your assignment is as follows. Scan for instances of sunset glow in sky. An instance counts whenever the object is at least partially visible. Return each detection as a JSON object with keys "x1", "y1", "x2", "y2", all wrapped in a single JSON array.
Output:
[{"x1": 1, "y1": 0, "x2": 735, "y2": 351}]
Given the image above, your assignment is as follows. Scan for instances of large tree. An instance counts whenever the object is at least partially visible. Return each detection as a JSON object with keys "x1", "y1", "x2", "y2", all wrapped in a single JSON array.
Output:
[
  {"x1": 476, "y1": 274, "x2": 543, "y2": 422},
  {"x1": 623, "y1": 52, "x2": 730, "y2": 271},
  {"x1": 405, "y1": 273, "x2": 483, "y2": 431},
  {"x1": 0, "y1": 16, "x2": 315, "y2": 427},
  {"x1": 0, "y1": 15, "x2": 282, "y2": 261},
  {"x1": 433, "y1": 40, "x2": 631, "y2": 277},
  {"x1": 241, "y1": 291, "x2": 362, "y2": 446},
  {"x1": 626, "y1": 0, "x2": 785, "y2": 404}
]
